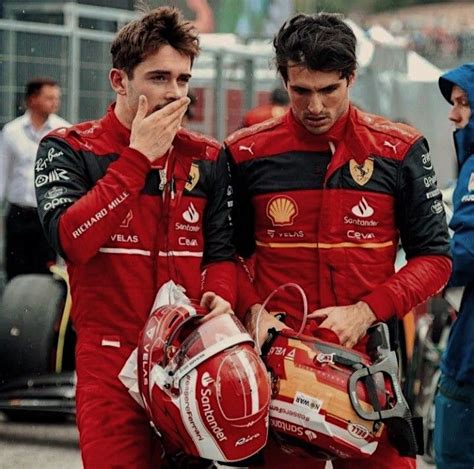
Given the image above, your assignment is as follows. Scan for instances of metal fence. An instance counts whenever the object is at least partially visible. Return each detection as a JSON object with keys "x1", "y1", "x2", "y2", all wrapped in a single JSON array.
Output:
[{"x1": 0, "y1": 2, "x2": 280, "y2": 140}]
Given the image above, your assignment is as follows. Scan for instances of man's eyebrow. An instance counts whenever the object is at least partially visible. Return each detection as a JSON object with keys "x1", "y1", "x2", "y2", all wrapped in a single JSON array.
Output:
[{"x1": 146, "y1": 70, "x2": 192, "y2": 79}]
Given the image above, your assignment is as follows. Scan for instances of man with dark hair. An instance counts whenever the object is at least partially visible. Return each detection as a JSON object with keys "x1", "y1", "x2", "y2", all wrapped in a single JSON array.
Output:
[
  {"x1": 35, "y1": 6, "x2": 235, "y2": 468},
  {"x1": 435, "y1": 62, "x2": 474, "y2": 469},
  {"x1": 226, "y1": 12, "x2": 451, "y2": 468},
  {"x1": 0, "y1": 77, "x2": 69, "y2": 279}
]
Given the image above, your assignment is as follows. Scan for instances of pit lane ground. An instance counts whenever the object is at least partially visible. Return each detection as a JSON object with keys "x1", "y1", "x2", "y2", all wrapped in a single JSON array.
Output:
[{"x1": 0, "y1": 412, "x2": 434, "y2": 469}]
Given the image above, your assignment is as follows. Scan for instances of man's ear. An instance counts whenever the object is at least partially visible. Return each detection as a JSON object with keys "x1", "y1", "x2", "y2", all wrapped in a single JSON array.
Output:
[
  {"x1": 109, "y1": 68, "x2": 127, "y2": 95},
  {"x1": 347, "y1": 72, "x2": 356, "y2": 88}
]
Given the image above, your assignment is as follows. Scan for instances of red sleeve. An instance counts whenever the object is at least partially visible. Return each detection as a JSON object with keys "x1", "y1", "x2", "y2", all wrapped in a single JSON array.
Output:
[
  {"x1": 361, "y1": 254, "x2": 452, "y2": 321},
  {"x1": 234, "y1": 256, "x2": 261, "y2": 320},
  {"x1": 201, "y1": 260, "x2": 237, "y2": 309},
  {"x1": 58, "y1": 147, "x2": 151, "y2": 264}
]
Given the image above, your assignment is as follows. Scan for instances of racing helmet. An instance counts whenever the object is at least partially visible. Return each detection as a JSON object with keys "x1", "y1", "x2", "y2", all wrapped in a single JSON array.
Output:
[
  {"x1": 263, "y1": 323, "x2": 418, "y2": 460},
  {"x1": 137, "y1": 304, "x2": 271, "y2": 463}
]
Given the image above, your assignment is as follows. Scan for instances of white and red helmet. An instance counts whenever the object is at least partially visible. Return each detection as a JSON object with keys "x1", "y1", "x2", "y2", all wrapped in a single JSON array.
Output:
[
  {"x1": 263, "y1": 324, "x2": 411, "y2": 460},
  {"x1": 138, "y1": 304, "x2": 270, "y2": 463}
]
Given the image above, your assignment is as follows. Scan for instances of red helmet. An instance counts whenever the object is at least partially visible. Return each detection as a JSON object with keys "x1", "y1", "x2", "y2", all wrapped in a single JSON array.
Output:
[
  {"x1": 138, "y1": 304, "x2": 270, "y2": 463},
  {"x1": 263, "y1": 324, "x2": 410, "y2": 460}
]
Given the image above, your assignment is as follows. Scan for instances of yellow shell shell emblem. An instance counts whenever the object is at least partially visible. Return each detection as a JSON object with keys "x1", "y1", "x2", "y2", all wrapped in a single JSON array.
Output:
[
  {"x1": 266, "y1": 196, "x2": 298, "y2": 226},
  {"x1": 185, "y1": 163, "x2": 200, "y2": 192},
  {"x1": 349, "y1": 158, "x2": 374, "y2": 186}
]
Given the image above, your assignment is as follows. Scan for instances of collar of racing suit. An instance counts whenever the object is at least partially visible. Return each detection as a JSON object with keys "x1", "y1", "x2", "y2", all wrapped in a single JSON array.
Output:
[{"x1": 286, "y1": 104, "x2": 370, "y2": 166}]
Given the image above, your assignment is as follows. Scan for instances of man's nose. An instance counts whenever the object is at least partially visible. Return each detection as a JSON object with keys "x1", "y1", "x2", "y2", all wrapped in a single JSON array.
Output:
[
  {"x1": 308, "y1": 93, "x2": 323, "y2": 114},
  {"x1": 164, "y1": 81, "x2": 181, "y2": 101},
  {"x1": 449, "y1": 106, "x2": 460, "y2": 124}
]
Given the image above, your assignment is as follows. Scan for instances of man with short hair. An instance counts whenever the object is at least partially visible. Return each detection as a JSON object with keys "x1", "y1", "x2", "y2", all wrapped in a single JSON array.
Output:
[
  {"x1": 242, "y1": 87, "x2": 289, "y2": 127},
  {"x1": 435, "y1": 62, "x2": 474, "y2": 469},
  {"x1": 226, "y1": 12, "x2": 452, "y2": 468},
  {"x1": 35, "y1": 7, "x2": 235, "y2": 467},
  {"x1": 0, "y1": 78, "x2": 69, "y2": 279}
]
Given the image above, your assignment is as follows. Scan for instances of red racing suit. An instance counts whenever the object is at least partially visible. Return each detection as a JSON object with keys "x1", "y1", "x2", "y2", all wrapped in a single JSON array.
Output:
[
  {"x1": 35, "y1": 105, "x2": 236, "y2": 468},
  {"x1": 226, "y1": 105, "x2": 451, "y2": 468}
]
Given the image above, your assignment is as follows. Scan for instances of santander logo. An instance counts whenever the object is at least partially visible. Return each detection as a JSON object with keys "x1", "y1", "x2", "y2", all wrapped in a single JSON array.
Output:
[
  {"x1": 183, "y1": 202, "x2": 199, "y2": 224},
  {"x1": 201, "y1": 372, "x2": 215, "y2": 387},
  {"x1": 351, "y1": 197, "x2": 374, "y2": 218}
]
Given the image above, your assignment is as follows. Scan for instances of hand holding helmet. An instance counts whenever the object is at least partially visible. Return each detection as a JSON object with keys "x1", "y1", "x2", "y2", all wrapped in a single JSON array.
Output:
[{"x1": 137, "y1": 302, "x2": 271, "y2": 464}]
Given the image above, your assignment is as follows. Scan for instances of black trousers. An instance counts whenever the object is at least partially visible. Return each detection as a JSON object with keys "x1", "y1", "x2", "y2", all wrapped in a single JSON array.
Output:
[{"x1": 5, "y1": 204, "x2": 56, "y2": 280}]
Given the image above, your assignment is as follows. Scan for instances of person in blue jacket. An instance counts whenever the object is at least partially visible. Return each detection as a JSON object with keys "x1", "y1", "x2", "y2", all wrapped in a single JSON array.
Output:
[{"x1": 435, "y1": 62, "x2": 474, "y2": 468}]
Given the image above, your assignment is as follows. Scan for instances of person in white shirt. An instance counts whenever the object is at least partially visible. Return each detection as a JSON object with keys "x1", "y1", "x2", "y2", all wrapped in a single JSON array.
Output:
[{"x1": 0, "y1": 77, "x2": 70, "y2": 280}]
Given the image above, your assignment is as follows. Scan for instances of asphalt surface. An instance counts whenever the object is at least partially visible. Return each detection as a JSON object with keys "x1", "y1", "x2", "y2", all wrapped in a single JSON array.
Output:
[
  {"x1": 0, "y1": 412, "x2": 81, "y2": 468},
  {"x1": 0, "y1": 409, "x2": 434, "y2": 469}
]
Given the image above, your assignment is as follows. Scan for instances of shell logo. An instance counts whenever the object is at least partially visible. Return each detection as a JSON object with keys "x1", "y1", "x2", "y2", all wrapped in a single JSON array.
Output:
[{"x1": 266, "y1": 196, "x2": 298, "y2": 226}]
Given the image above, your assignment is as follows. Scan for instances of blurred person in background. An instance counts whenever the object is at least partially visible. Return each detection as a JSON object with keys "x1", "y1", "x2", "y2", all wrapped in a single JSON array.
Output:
[
  {"x1": 0, "y1": 78, "x2": 69, "y2": 280},
  {"x1": 435, "y1": 62, "x2": 474, "y2": 469},
  {"x1": 34, "y1": 6, "x2": 235, "y2": 468},
  {"x1": 242, "y1": 87, "x2": 289, "y2": 127},
  {"x1": 226, "y1": 12, "x2": 451, "y2": 469}
]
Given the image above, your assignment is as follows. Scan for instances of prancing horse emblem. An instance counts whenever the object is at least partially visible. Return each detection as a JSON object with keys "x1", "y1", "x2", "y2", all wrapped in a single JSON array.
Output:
[
  {"x1": 349, "y1": 158, "x2": 374, "y2": 186},
  {"x1": 185, "y1": 163, "x2": 200, "y2": 192}
]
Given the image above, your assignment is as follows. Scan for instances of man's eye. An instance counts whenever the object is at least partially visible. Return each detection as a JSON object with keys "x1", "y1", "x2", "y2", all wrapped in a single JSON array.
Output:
[
  {"x1": 321, "y1": 87, "x2": 337, "y2": 94},
  {"x1": 153, "y1": 75, "x2": 167, "y2": 81},
  {"x1": 293, "y1": 88, "x2": 308, "y2": 95}
]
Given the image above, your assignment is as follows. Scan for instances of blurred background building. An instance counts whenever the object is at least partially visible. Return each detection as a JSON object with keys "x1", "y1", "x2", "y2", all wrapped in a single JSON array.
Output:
[{"x1": 0, "y1": 0, "x2": 470, "y2": 181}]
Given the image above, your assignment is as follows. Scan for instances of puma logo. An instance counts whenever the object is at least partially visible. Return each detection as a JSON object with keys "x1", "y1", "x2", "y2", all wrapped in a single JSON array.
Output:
[
  {"x1": 239, "y1": 143, "x2": 255, "y2": 155},
  {"x1": 383, "y1": 140, "x2": 400, "y2": 154}
]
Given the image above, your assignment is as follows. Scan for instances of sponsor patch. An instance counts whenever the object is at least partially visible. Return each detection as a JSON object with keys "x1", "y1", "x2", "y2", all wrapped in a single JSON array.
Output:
[
  {"x1": 421, "y1": 152, "x2": 433, "y2": 171},
  {"x1": 35, "y1": 168, "x2": 69, "y2": 187},
  {"x1": 349, "y1": 158, "x2": 373, "y2": 186},
  {"x1": 44, "y1": 186, "x2": 67, "y2": 199},
  {"x1": 425, "y1": 188, "x2": 441, "y2": 200},
  {"x1": 315, "y1": 352, "x2": 335, "y2": 364},
  {"x1": 351, "y1": 197, "x2": 374, "y2": 218},
  {"x1": 347, "y1": 230, "x2": 375, "y2": 240},
  {"x1": 266, "y1": 196, "x2": 298, "y2": 226},
  {"x1": 383, "y1": 140, "x2": 400, "y2": 154},
  {"x1": 183, "y1": 202, "x2": 199, "y2": 223},
  {"x1": 35, "y1": 147, "x2": 64, "y2": 172},
  {"x1": 347, "y1": 423, "x2": 370, "y2": 440},
  {"x1": 423, "y1": 174, "x2": 437, "y2": 188},
  {"x1": 293, "y1": 391, "x2": 323, "y2": 413},
  {"x1": 44, "y1": 197, "x2": 72, "y2": 212},
  {"x1": 120, "y1": 210, "x2": 133, "y2": 228},
  {"x1": 185, "y1": 163, "x2": 200, "y2": 192},
  {"x1": 431, "y1": 200, "x2": 444, "y2": 214},
  {"x1": 178, "y1": 237, "x2": 198, "y2": 247}
]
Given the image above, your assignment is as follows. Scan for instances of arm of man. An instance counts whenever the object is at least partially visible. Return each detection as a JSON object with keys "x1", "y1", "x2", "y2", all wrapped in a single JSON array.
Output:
[
  {"x1": 36, "y1": 98, "x2": 190, "y2": 264},
  {"x1": 200, "y1": 147, "x2": 237, "y2": 317},
  {"x1": 310, "y1": 138, "x2": 452, "y2": 348},
  {"x1": 447, "y1": 158, "x2": 474, "y2": 287},
  {"x1": 224, "y1": 145, "x2": 287, "y2": 341},
  {"x1": 35, "y1": 135, "x2": 151, "y2": 265},
  {"x1": 0, "y1": 129, "x2": 13, "y2": 207}
]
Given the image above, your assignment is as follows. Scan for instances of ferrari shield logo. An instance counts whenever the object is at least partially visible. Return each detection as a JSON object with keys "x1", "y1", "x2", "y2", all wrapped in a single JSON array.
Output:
[
  {"x1": 185, "y1": 163, "x2": 200, "y2": 192},
  {"x1": 349, "y1": 159, "x2": 374, "y2": 186}
]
